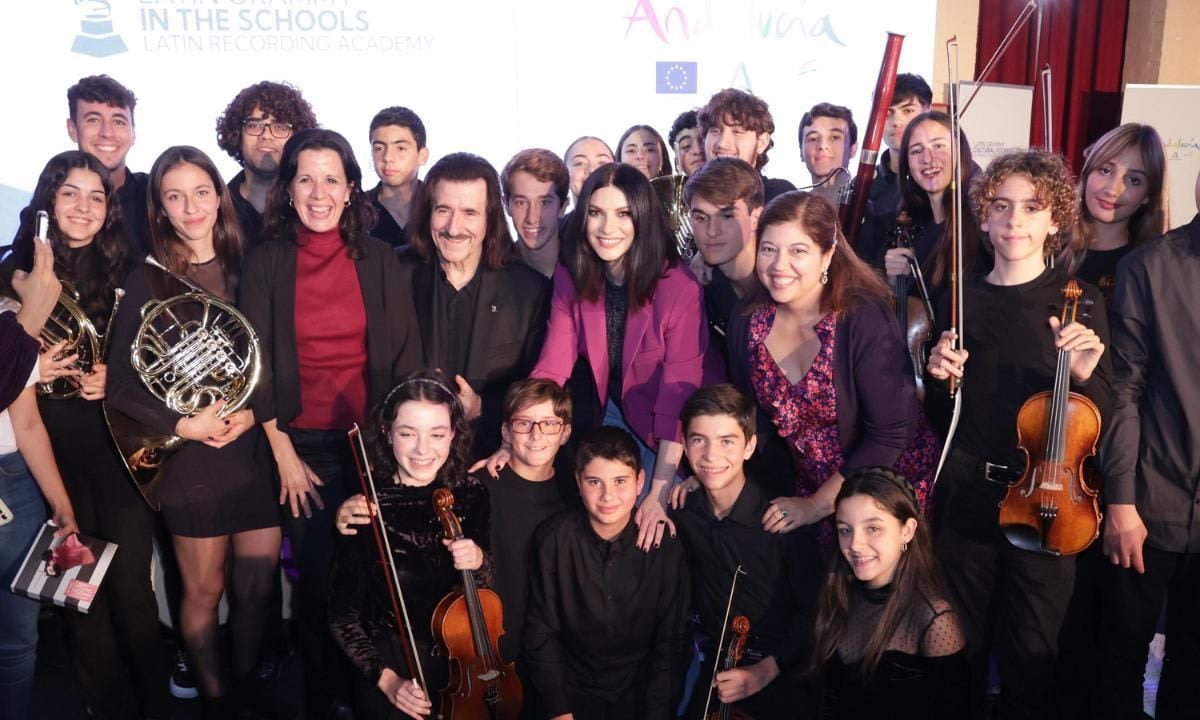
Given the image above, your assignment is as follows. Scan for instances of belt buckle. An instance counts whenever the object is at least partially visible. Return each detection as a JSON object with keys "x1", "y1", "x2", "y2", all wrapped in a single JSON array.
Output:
[{"x1": 983, "y1": 461, "x2": 1010, "y2": 485}]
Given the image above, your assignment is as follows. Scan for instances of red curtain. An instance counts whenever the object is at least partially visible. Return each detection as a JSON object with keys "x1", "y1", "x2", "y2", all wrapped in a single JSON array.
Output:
[{"x1": 974, "y1": 0, "x2": 1130, "y2": 172}]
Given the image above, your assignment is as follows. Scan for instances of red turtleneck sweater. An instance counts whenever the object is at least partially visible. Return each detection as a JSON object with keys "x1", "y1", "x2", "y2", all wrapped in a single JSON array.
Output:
[{"x1": 291, "y1": 227, "x2": 368, "y2": 430}]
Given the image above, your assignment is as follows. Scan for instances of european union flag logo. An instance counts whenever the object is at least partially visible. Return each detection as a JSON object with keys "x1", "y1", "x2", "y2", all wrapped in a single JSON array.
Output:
[{"x1": 656, "y1": 61, "x2": 698, "y2": 94}]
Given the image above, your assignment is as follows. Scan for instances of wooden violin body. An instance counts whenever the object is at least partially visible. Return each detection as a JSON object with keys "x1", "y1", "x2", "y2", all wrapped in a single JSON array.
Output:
[
  {"x1": 998, "y1": 281, "x2": 1102, "y2": 556},
  {"x1": 889, "y1": 211, "x2": 934, "y2": 401},
  {"x1": 707, "y1": 615, "x2": 752, "y2": 720},
  {"x1": 430, "y1": 487, "x2": 522, "y2": 720}
]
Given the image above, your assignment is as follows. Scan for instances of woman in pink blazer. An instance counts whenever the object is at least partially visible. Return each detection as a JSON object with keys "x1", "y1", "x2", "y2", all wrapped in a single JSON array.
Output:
[{"x1": 534, "y1": 162, "x2": 710, "y2": 550}]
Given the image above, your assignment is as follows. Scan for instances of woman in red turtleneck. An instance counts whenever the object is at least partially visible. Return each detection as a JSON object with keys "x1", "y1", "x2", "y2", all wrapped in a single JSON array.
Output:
[{"x1": 239, "y1": 128, "x2": 422, "y2": 717}]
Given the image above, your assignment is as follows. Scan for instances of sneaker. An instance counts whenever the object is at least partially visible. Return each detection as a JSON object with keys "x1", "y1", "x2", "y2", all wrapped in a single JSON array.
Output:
[{"x1": 170, "y1": 648, "x2": 200, "y2": 699}]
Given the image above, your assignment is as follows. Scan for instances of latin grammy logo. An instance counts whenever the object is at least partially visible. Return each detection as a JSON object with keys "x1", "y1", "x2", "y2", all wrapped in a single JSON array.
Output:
[{"x1": 71, "y1": 0, "x2": 128, "y2": 58}]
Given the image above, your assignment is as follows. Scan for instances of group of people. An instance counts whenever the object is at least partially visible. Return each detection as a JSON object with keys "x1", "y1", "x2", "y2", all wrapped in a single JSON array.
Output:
[{"x1": 0, "y1": 68, "x2": 1195, "y2": 720}]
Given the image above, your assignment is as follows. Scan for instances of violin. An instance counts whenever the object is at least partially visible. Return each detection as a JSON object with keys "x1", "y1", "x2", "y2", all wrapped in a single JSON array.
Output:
[
  {"x1": 430, "y1": 487, "x2": 522, "y2": 719},
  {"x1": 706, "y1": 615, "x2": 753, "y2": 720},
  {"x1": 888, "y1": 211, "x2": 934, "y2": 401},
  {"x1": 998, "y1": 280, "x2": 1102, "y2": 555}
]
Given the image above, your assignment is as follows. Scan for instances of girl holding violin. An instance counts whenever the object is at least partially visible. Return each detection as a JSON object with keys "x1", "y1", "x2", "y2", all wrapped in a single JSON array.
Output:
[
  {"x1": 329, "y1": 370, "x2": 494, "y2": 720},
  {"x1": 926, "y1": 150, "x2": 1111, "y2": 719},
  {"x1": 814, "y1": 467, "x2": 967, "y2": 718}
]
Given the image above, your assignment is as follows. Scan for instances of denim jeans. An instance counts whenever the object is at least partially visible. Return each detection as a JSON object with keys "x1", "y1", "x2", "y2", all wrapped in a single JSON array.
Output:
[
  {"x1": 601, "y1": 400, "x2": 657, "y2": 503},
  {"x1": 0, "y1": 450, "x2": 48, "y2": 720}
]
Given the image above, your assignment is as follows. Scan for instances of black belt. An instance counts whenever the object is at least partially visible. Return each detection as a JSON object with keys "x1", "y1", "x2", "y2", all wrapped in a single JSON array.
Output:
[{"x1": 948, "y1": 446, "x2": 1025, "y2": 486}]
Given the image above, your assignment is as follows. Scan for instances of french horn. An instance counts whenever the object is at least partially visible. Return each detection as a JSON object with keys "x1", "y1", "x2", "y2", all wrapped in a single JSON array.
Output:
[
  {"x1": 651, "y1": 173, "x2": 696, "y2": 261},
  {"x1": 37, "y1": 280, "x2": 120, "y2": 399},
  {"x1": 105, "y1": 256, "x2": 262, "y2": 509}
]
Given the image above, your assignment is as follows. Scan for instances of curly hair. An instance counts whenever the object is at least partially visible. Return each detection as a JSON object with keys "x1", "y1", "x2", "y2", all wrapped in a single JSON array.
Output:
[
  {"x1": 364, "y1": 370, "x2": 475, "y2": 489},
  {"x1": 147, "y1": 146, "x2": 245, "y2": 291},
  {"x1": 7, "y1": 152, "x2": 128, "y2": 331},
  {"x1": 260, "y1": 128, "x2": 377, "y2": 259},
  {"x1": 697, "y1": 88, "x2": 777, "y2": 170},
  {"x1": 969, "y1": 150, "x2": 1079, "y2": 260},
  {"x1": 215, "y1": 81, "x2": 317, "y2": 165}
]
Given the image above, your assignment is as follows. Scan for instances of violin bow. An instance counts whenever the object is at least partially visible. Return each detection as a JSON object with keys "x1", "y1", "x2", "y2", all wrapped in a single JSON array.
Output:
[
  {"x1": 348, "y1": 424, "x2": 429, "y2": 695},
  {"x1": 700, "y1": 565, "x2": 747, "y2": 720},
  {"x1": 933, "y1": 36, "x2": 966, "y2": 486},
  {"x1": 960, "y1": 0, "x2": 1039, "y2": 117}
]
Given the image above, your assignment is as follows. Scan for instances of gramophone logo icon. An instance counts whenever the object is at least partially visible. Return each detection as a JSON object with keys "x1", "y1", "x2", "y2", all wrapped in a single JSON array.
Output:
[{"x1": 71, "y1": 0, "x2": 128, "y2": 58}]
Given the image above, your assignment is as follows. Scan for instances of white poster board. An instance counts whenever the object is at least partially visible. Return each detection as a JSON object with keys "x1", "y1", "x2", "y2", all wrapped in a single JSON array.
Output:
[
  {"x1": 958, "y1": 81, "x2": 1034, "y2": 168},
  {"x1": 1122, "y1": 84, "x2": 1200, "y2": 222},
  {"x1": 0, "y1": 0, "x2": 938, "y2": 244}
]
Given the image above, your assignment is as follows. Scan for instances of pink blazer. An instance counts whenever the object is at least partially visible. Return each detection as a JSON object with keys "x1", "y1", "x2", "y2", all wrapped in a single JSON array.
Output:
[{"x1": 532, "y1": 263, "x2": 710, "y2": 447}]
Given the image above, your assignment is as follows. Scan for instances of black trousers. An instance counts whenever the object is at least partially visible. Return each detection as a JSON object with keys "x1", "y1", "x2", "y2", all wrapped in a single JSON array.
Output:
[
  {"x1": 934, "y1": 454, "x2": 1075, "y2": 720},
  {"x1": 284, "y1": 427, "x2": 356, "y2": 719},
  {"x1": 51, "y1": 413, "x2": 167, "y2": 720},
  {"x1": 1098, "y1": 546, "x2": 1200, "y2": 720}
]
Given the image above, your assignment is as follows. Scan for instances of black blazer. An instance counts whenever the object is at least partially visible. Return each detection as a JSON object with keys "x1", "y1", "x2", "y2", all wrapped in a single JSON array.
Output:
[
  {"x1": 397, "y1": 252, "x2": 550, "y2": 454},
  {"x1": 239, "y1": 235, "x2": 422, "y2": 430}
]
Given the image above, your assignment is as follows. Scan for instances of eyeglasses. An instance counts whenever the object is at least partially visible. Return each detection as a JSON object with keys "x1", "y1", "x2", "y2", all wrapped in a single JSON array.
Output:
[
  {"x1": 242, "y1": 119, "x2": 295, "y2": 138},
  {"x1": 508, "y1": 419, "x2": 566, "y2": 435}
]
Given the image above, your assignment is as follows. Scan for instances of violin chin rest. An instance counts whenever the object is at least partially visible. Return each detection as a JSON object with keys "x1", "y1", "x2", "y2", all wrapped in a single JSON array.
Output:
[{"x1": 1000, "y1": 524, "x2": 1062, "y2": 556}]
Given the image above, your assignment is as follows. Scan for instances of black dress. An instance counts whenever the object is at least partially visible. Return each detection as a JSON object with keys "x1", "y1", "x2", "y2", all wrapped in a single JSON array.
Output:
[
  {"x1": 818, "y1": 584, "x2": 969, "y2": 719},
  {"x1": 105, "y1": 259, "x2": 278, "y2": 537},
  {"x1": 328, "y1": 475, "x2": 493, "y2": 720}
]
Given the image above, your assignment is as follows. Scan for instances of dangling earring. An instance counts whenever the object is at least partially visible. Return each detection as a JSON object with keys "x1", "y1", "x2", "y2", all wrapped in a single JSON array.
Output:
[
  {"x1": 901, "y1": 541, "x2": 909, "y2": 553},
  {"x1": 288, "y1": 196, "x2": 294, "y2": 207},
  {"x1": 344, "y1": 197, "x2": 352, "y2": 207},
  {"x1": 820, "y1": 267, "x2": 830, "y2": 285}
]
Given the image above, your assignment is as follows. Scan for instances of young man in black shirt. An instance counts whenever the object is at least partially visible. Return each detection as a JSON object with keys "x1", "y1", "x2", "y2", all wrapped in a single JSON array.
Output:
[
  {"x1": 525, "y1": 427, "x2": 690, "y2": 720},
  {"x1": 367, "y1": 106, "x2": 429, "y2": 249},
  {"x1": 215, "y1": 81, "x2": 318, "y2": 248},
  {"x1": 927, "y1": 150, "x2": 1111, "y2": 720},
  {"x1": 798, "y1": 103, "x2": 858, "y2": 206},
  {"x1": 1096, "y1": 170, "x2": 1200, "y2": 720},
  {"x1": 867, "y1": 73, "x2": 932, "y2": 217},
  {"x1": 673, "y1": 385, "x2": 820, "y2": 718},
  {"x1": 697, "y1": 88, "x2": 796, "y2": 202}
]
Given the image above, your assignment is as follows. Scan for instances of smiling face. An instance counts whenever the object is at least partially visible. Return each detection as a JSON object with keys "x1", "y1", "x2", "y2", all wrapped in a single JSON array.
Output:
[
  {"x1": 673, "y1": 127, "x2": 705, "y2": 176},
  {"x1": 566, "y1": 138, "x2": 614, "y2": 199},
  {"x1": 586, "y1": 185, "x2": 636, "y2": 275},
  {"x1": 159, "y1": 162, "x2": 220, "y2": 251},
  {"x1": 289, "y1": 148, "x2": 352, "y2": 233},
  {"x1": 388, "y1": 399, "x2": 454, "y2": 486},
  {"x1": 802, "y1": 116, "x2": 856, "y2": 179},
  {"x1": 621, "y1": 129, "x2": 664, "y2": 179},
  {"x1": 836, "y1": 493, "x2": 917, "y2": 589},
  {"x1": 1084, "y1": 145, "x2": 1150, "y2": 227},
  {"x1": 905, "y1": 119, "x2": 954, "y2": 198},
  {"x1": 684, "y1": 413, "x2": 756, "y2": 497},
  {"x1": 577, "y1": 456, "x2": 644, "y2": 540},
  {"x1": 430, "y1": 178, "x2": 488, "y2": 271},
  {"x1": 67, "y1": 100, "x2": 134, "y2": 174},
  {"x1": 506, "y1": 170, "x2": 563, "y2": 252},
  {"x1": 704, "y1": 116, "x2": 770, "y2": 167},
  {"x1": 981, "y1": 173, "x2": 1059, "y2": 270},
  {"x1": 501, "y1": 399, "x2": 572, "y2": 476},
  {"x1": 371, "y1": 123, "x2": 429, "y2": 189},
  {"x1": 689, "y1": 195, "x2": 759, "y2": 271},
  {"x1": 756, "y1": 221, "x2": 832, "y2": 311},
  {"x1": 240, "y1": 105, "x2": 290, "y2": 179},
  {"x1": 52, "y1": 167, "x2": 107, "y2": 248}
]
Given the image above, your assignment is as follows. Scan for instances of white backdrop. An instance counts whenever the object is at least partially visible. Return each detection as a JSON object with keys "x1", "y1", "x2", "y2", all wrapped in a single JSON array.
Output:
[{"x1": 1, "y1": 0, "x2": 937, "y2": 243}]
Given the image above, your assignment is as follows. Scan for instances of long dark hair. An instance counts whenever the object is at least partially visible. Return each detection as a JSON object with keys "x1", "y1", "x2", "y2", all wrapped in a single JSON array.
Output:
[
  {"x1": 897, "y1": 111, "x2": 981, "y2": 286},
  {"x1": 747, "y1": 191, "x2": 889, "y2": 314},
  {"x1": 260, "y1": 128, "x2": 377, "y2": 259},
  {"x1": 147, "y1": 146, "x2": 245, "y2": 292},
  {"x1": 812, "y1": 467, "x2": 943, "y2": 678},
  {"x1": 617, "y1": 124, "x2": 671, "y2": 179},
  {"x1": 566, "y1": 162, "x2": 678, "y2": 308},
  {"x1": 365, "y1": 369, "x2": 474, "y2": 489},
  {"x1": 407, "y1": 152, "x2": 515, "y2": 271},
  {"x1": 8, "y1": 151, "x2": 127, "y2": 330}
]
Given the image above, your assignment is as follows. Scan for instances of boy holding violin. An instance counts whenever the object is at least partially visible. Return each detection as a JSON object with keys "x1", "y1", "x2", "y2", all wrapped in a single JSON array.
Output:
[
  {"x1": 926, "y1": 150, "x2": 1112, "y2": 720},
  {"x1": 670, "y1": 384, "x2": 821, "y2": 718}
]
